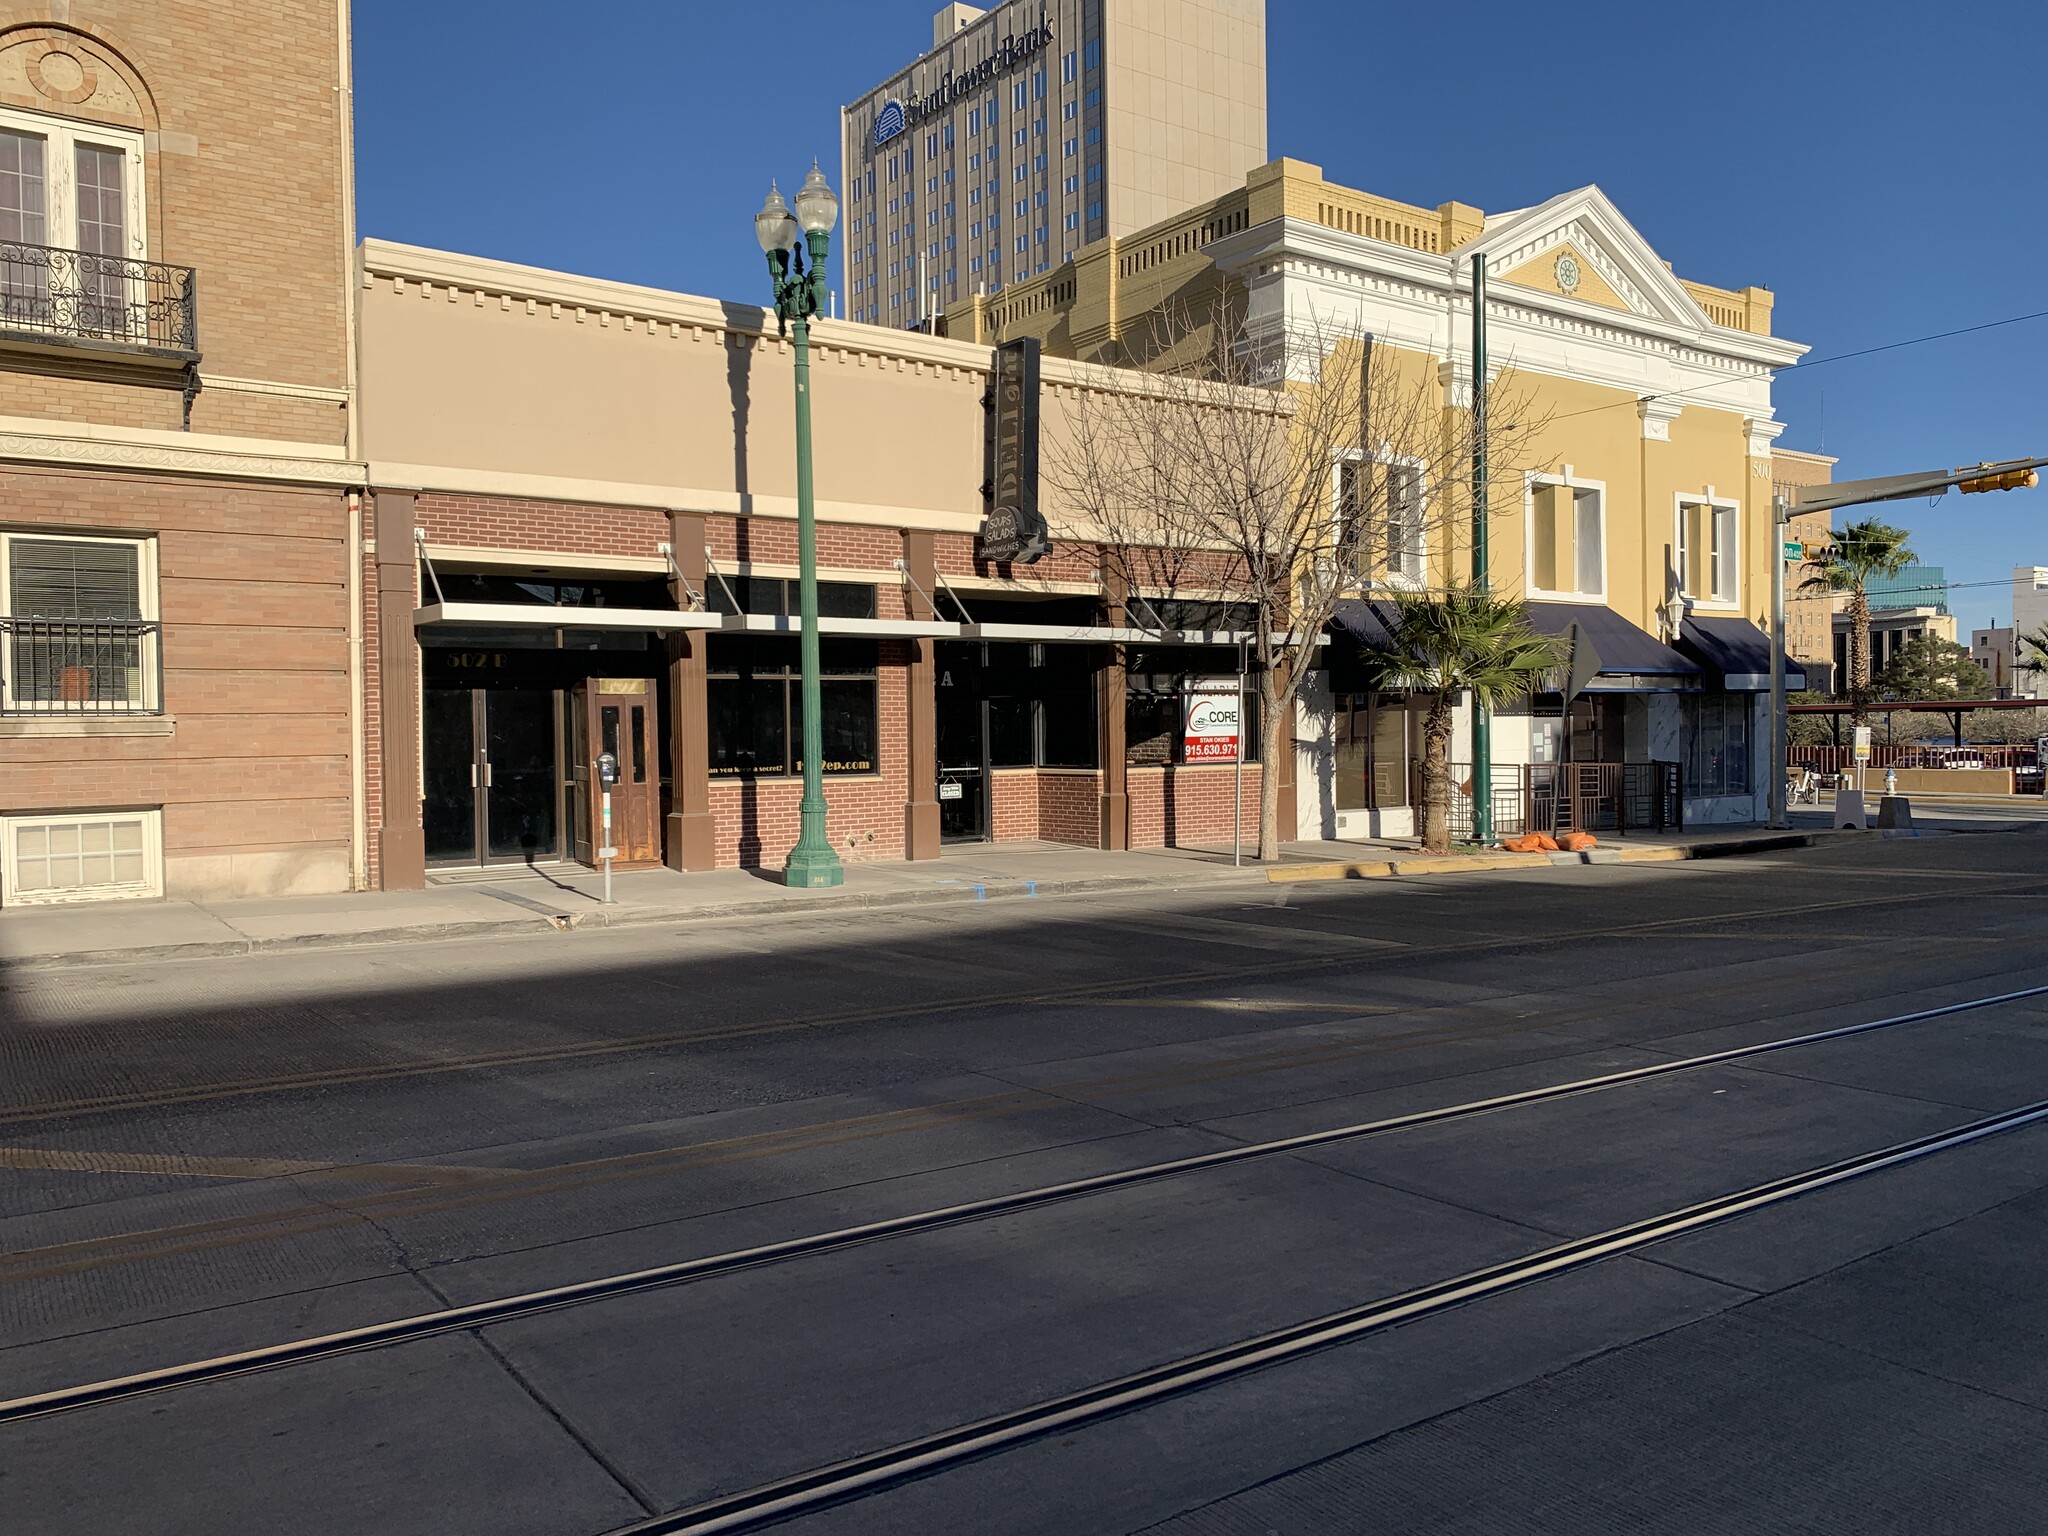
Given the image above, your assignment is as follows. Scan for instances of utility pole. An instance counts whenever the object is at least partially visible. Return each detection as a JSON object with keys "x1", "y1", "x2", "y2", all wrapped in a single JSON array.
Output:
[
  {"x1": 1470, "y1": 254, "x2": 1492, "y2": 845},
  {"x1": 1769, "y1": 493, "x2": 1790, "y2": 827}
]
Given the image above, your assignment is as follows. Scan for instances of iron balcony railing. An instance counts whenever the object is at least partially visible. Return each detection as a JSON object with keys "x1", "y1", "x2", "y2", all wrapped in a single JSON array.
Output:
[
  {"x1": 1, "y1": 617, "x2": 163, "y2": 715},
  {"x1": 0, "y1": 240, "x2": 197, "y2": 354}
]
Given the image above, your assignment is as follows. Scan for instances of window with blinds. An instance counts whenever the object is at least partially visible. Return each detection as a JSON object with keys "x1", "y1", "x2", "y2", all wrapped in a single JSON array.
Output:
[
  {"x1": 1529, "y1": 477, "x2": 1605, "y2": 598},
  {"x1": 0, "y1": 532, "x2": 158, "y2": 713}
]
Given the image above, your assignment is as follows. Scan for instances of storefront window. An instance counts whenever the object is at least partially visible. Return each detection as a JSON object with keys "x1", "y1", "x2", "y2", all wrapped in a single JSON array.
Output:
[
  {"x1": 1332, "y1": 693, "x2": 1411, "y2": 809},
  {"x1": 1683, "y1": 694, "x2": 1751, "y2": 796},
  {"x1": 1126, "y1": 646, "x2": 1260, "y2": 766},
  {"x1": 707, "y1": 576, "x2": 877, "y2": 620},
  {"x1": 947, "y1": 640, "x2": 1100, "y2": 770},
  {"x1": 707, "y1": 637, "x2": 878, "y2": 777}
]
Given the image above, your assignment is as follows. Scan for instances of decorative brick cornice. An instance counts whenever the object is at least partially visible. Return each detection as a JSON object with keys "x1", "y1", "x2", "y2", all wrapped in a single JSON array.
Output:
[{"x1": 0, "y1": 422, "x2": 364, "y2": 487}]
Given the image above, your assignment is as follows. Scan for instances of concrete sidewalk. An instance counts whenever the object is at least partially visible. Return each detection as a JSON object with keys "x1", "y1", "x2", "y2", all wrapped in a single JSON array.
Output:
[
  {"x1": 0, "y1": 812, "x2": 2021, "y2": 970},
  {"x1": 0, "y1": 841, "x2": 1301, "y2": 970}
]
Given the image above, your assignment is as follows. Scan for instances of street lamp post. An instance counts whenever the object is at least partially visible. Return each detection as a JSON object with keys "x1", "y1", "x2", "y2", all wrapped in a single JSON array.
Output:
[{"x1": 756, "y1": 165, "x2": 845, "y2": 888}]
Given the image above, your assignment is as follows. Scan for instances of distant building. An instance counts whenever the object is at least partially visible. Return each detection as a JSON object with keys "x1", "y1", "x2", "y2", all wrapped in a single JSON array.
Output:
[
  {"x1": 840, "y1": 0, "x2": 1268, "y2": 327},
  {"x1": 1835, "y1": 607, "x2": 1958, "y2": 688},
  {"x1": 1774, "y1": 447, "x2": 1837, "y2": 693},
  {"x1": 2012, "y1": 566, "x2": 2048, "y2": 642},
  {"x1": 1970, "y1": 626, "x2": 2025, "y2": 698},
  {"x1": 1865, "y1": 564, "x2": 1948, "y2": 615}
]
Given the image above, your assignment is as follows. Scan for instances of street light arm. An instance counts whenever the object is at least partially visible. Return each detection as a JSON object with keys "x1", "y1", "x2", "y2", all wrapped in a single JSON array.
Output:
[{"x1": 1789, "y1": 457, "x2": 2048, "y2": 515}]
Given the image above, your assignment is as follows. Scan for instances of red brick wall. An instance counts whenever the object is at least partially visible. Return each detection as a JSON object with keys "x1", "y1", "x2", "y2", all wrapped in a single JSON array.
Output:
[
  {"x1": 709, "y1": 646, "x2": 911, "y2": 869},
  {"x1": 935, "y1": 530, "x2": 1102, "y2": 586},
  {"x1": 1128, "y1": 763, "x2": 1263, "y2": 850},
  {"x1": 360, "y1": 495, "x2": 388, "y2": 890},
  {"x1": 990, "y1": 769, "x2": 1101, "y2": 844},
  {"x1": 416, "y1": 494, "x2": 669, "y2": 559},
  {"x1": 0, "y1": 466, "x2": 352, "y2": 900}
]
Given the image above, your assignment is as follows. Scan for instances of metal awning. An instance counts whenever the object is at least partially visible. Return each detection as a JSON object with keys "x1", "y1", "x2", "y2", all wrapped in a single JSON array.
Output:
[
  {"x1": 1524, "y1": 602, "x2": 1702, "y2": 691},
  {"x1": 413, "y1": 602, "x2": 724, "y2": 631},
  {"x1": 966, "y1": 622, "x2": 1293, "y2": 646},
  {"x1": 711, "y1": 615, "x2": 1250, "y2": 643},
  {"x1": 414, "y1": 604, "x2": 1307, "y2": 649},
  {"x1": 1678, "y1": 615, "x2": 1805, "y2": 691},
  {"x1": 716, "y1": 613, "x2": 964, "y2": 639}
]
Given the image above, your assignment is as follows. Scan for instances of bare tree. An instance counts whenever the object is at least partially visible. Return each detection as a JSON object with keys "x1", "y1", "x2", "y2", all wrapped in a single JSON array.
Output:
[{"x1": 1048, "y1": 300, "x2": 1543, "y2": 860}]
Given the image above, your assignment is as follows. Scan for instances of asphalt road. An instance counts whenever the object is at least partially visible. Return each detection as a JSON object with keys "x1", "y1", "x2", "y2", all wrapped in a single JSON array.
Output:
[{"x1": 4, "y1": 826, "x2": 2048, "y2": 1533}]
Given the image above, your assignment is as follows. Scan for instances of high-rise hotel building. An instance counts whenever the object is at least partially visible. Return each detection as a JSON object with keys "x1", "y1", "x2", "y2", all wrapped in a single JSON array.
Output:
[{"x1": 840, "y1": 0, "x2": 1266, "y2": 327}]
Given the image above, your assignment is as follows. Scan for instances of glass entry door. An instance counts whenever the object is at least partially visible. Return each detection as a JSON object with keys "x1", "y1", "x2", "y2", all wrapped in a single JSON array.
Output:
[
  {"x1": 936, "y1": 643, "x2": 986, "y2": 842},
  {"x1": 423, "y1": 689, "x2": 562, "y2": 867}
]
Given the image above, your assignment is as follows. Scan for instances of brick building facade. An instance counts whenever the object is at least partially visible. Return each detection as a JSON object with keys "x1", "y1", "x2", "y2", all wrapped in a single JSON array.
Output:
[
  {"x1": 355, "y1": 239, "x2": 1285, "y2": 884},
  {"x1": 0, "y1": 1, "x2": 361, "y2": 906}
]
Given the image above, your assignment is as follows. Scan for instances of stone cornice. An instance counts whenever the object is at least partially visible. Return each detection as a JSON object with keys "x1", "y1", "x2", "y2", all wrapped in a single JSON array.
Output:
[
  {"x1": 1213, "y1": 216, "x2": 1806, "y2": 371},
  {"x1": 360, "y1": 238, "x2": 1000, "y2": 378},
  {"x1": 0, "y1": 417, "x2": 363, "y2": 486}
]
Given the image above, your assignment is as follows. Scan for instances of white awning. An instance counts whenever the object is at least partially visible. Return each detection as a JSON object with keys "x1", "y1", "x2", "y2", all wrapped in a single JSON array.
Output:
[
  {"x1": 413, "y1": 602, "x2": 724, "y2": 632},
  {"x1": 715, "y1": 614, "x2": 965, "y2": 639}
]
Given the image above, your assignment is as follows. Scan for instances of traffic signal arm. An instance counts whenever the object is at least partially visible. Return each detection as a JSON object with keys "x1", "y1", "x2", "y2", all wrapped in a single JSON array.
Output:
[
  {"x1": 1958, "y1": 466, "x2": 2041, "y2": 494},
  {"x1": 1789, "y1": 457, "x2": 2046, "y2": 514}
]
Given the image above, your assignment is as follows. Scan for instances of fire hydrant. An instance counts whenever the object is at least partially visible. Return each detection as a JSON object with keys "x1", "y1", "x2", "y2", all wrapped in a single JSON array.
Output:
[{"x1": 1885, "y1": 767, "x2": 1898, "y2": 796}]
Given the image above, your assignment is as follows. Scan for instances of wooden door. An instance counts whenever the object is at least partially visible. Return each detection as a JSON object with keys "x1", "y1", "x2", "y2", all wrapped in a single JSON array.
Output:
[{"x1": 573, "y1": 679, "x2": 662, "y2": 869}]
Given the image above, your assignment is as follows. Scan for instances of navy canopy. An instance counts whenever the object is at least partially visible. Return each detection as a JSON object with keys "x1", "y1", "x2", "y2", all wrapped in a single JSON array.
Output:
[
  {"x1": 1678, "y1": 615, "x2": 1805, "y2": 691},
  {"x1": 1523, "y1": 601, "x2": 1701, "y2": 691}
]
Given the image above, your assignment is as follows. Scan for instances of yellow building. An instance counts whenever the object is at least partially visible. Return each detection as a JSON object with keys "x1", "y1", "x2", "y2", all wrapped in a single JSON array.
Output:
[{"x1": 948, "y1": 157, "x2": 1810, "y2": 831}]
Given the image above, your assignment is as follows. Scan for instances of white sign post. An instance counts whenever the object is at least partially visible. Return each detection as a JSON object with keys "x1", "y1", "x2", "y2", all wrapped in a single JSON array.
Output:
[
  {"x1": 600, "y1": 787, "x2": 615, "y2": 906},
  {"x1": 1837, "y1": 725, "x2": 1875, "y2": 830}
]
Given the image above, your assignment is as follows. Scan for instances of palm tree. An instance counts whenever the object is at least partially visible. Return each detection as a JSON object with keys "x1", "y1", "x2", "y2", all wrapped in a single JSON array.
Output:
[
  {"x1": 1800, "y1": 518, "x2": 1916, "y2": 720},
  {"x1": 1378, "y1": 586, "x2": 1564, "y2": 854},
  {"x1": 2017, "y1": 625, "x2": 2048, "y2": 685}
]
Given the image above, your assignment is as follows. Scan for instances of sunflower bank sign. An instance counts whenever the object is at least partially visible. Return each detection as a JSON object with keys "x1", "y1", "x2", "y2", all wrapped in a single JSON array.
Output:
[{"x1": 874, "y1": 9, "x2": 1057, "y2": 146}]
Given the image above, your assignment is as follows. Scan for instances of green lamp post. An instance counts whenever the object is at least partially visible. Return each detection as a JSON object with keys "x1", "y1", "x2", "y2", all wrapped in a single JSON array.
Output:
[{"x1": 755, "y1": 164, "x2": 845, "y2": 888}]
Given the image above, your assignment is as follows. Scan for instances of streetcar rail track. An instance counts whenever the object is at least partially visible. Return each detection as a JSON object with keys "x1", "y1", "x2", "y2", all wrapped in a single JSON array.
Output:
[
  {"x1": 0, "y1": 936, "x2": 1962, "y2": 1286},
  {"x1": 4, "y1": 875, "x2": 2038, "y2": 1129},
  {"x1": 3, "y1": 982, "x2": 2043, "y2": 1429},
  {"x1": 606, "y1": 1094, "x2": 2048, "y2": 1535}
]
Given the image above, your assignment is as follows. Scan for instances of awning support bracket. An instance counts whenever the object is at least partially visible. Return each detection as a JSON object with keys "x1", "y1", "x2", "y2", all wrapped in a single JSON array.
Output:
[
  {"x1": 414, "y1": 529, "x2": 446, "y2": 606},
  {"x1": 1125, "y1": 591, "x2": 1171, "y2": 637},
  {"x1": 891, "y1": 558, "x2": 976, "y2": 624},
  {"x1": 703, "y1": 547, "x2": 744, "y2": 616},
  {"x1": 932, "y1": 567, "x2": 977, "y2": 625},
  {"x1": 658, "y1": 542, "x2": 705, "y2": 612}
]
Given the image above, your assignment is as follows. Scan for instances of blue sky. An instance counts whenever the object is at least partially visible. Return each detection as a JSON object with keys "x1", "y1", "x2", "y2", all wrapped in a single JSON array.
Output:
[{"x1": 354, "y1": 0, "x2": 2048, "y2": 626}]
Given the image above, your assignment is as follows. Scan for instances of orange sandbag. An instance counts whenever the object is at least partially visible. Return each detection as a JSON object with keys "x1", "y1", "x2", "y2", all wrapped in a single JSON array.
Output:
[
  {"x1": 1501, "y1": 833, "x2": 1559, "y2": 853},
  {"x1": 1558, "y1": 832, "x2": 1599, "y2": 852}
]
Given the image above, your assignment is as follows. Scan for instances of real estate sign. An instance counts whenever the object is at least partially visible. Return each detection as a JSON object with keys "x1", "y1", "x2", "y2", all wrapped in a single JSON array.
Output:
[{"x1": 1183, "y1": 681, "x2": 1242, "y2": 763}]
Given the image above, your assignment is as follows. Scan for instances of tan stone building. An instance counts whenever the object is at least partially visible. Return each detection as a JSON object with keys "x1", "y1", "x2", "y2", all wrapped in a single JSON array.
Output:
[
  {"x1": 841, "y1": 0, "x2": 1266, "y2": 326},
  {"x1": 1772, "y1": 446, "x2": 1837, "y2": 691},
  {"x1": 356, "y1": 242, "x2": 1281, "y2": 885},
  {"x1": 948, "y1": 156, "x2": 1811, "y2": 829},
  {"x1": 0, "y1": 1, "x2": 362, "y2": 905}
]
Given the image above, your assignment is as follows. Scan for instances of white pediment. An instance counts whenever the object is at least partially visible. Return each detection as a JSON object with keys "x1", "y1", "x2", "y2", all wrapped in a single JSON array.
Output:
[{"x1": 1460, "y1": 186, "x2": 1717, "y2": 332}]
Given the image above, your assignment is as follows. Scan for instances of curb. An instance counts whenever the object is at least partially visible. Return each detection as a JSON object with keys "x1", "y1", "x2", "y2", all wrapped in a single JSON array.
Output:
[
  {"x1": 0, "y1": 868, "x2": 1268, "y2": 973},
  {"x1": 1267, "y1": 831, "x2": 1836, "y2": 884}
]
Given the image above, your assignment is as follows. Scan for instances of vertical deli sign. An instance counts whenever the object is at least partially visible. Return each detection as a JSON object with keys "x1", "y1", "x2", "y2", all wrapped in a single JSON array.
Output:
[{"x1": 979, "y1": 336, "x2": 1052, "y2": 565}]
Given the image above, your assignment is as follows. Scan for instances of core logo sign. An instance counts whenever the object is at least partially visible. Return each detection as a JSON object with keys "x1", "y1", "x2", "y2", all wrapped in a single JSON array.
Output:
[{"x1": 1183, "y1": 685, "x2": 1243, "y2": 763}]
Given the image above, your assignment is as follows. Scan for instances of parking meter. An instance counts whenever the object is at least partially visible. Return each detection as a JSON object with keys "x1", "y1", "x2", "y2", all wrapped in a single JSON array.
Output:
[{"x1": 595, "y1": 753, "x2": 619, "y2": 903}]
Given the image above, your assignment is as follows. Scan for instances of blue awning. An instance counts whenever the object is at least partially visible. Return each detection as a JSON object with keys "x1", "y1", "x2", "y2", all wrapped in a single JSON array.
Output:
[{"x1": 1679, "y1": 615, "x2": 1805, "y2": 691}]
